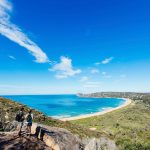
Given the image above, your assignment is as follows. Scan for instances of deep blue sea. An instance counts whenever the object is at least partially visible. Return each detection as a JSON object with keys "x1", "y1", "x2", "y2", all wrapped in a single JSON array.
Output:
[{"x1": 4, "y1": 95, "x2": 125, "y2": 119}]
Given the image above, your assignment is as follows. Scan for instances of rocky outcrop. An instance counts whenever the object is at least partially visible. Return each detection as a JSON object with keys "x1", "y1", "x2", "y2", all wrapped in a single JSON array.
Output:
[
  {"x1": 82, "y1": 137, "x2": 117, "y2": 150},
  {"x1": 31, "y1": 123, "x2": 84, "y2": 150},
  {"x1": 29, "y1": 123, "x2": 117, "y2": 150},
  {"x1": 0, "y1": 122, "x2": 117, "y2": 150},
  {"x1": 0, "y1": 132, "x2": 52, "y2": 150}
]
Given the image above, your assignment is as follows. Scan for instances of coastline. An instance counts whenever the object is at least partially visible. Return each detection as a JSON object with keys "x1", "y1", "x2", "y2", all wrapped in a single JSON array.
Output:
[{"x1": 60, "y1": 98, "x2": 132, "y2": 121}]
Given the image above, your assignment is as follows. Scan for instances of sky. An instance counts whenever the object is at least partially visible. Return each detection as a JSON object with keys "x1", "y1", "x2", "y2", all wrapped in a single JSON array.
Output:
[{"x1": 0, "y1": 0, "x2": 150, "y2": 95}]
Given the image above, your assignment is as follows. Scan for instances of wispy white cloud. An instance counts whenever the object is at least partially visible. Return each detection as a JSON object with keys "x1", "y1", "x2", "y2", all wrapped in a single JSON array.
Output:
[
  {"x1": 0, "y1": 0, "x2": 49, "y2": 63},
  {"x1": 102, "y1": 57, "x2": 114, "y2": 64},
  {"x1": 95, "y1": 57, "x2": 114, "y2": 65},
  {"x1": 95, "y1": 62, "x2": 101, "y2": 65},
  {"x1": 80, "y1": 76, "x2": 89, "y2": 82},
  {"x1": 49, "y1": 56, "x2": 81, "y2": 79},
  {"x1": 8, "y1": 55, "x2": 16, "y2": 60},
  {"x1": 0, "y1": 1, "x2": 82, "y2": 79},
  {"x1": 90, "y1": 68, "x2": 99, "y2": 74}
]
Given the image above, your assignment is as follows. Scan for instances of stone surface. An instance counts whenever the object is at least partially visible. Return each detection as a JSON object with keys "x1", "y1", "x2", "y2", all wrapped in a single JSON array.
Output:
[
  {"x1": 0, "y1": 122, "x2": 117, "y2": 150},
  {"x1": 83, "y1": 137, "x2": 117, "y2": 150},
  {"x1": 0, "y1": 132, "x2": 52, "y2": 150},
  {"x1": 32, "y1": 123, "x2": 84, "y2": 150}
]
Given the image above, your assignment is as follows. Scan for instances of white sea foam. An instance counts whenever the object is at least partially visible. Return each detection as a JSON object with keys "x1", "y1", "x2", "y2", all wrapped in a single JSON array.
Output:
[
  {"x1": 99, "y1": 107, "x2": 113, "y2": 111},
  {"x1": 52, "y1": 114, "x2": 71, "y2": 119}
]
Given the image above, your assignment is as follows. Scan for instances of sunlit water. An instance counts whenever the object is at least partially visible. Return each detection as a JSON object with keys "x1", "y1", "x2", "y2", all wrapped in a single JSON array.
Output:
[{"x1": 4, "y1": 95, "x2": 125, "y2": 119}]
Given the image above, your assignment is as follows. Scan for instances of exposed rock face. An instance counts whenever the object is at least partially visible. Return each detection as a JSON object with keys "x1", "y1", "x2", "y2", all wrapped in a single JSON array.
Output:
[
  {"x1": 0, "y1": 132, "x2": 52, "y2": 150},
  {"x1": 30, "y1": 123, "x2": 117, "y2": 150},
  {"x1": 3, "y1": 121, "x2": 18, "y2": 132},
  {"x1": 31, "y1": 123, "x2": 84, "y2": 150},
  {"x1": 82, "y1": 137, "x2": 117, "y2": 150}
]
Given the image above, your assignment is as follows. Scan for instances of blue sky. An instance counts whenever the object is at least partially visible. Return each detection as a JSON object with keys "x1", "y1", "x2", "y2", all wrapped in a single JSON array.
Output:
[{"x1": 0, "y1": 0, "x2": 150, "y2": 94}]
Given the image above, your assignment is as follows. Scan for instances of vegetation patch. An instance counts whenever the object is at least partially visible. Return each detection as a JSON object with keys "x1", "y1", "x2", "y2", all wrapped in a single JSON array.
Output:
[{"x1": 72, "y1": 99, "x2": 150, "y2": 149}]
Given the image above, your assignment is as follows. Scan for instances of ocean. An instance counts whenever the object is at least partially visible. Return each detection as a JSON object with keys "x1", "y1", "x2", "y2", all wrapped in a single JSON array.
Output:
[{"x1": 4, "y1": 95, "x2": 125, "y2": 119}]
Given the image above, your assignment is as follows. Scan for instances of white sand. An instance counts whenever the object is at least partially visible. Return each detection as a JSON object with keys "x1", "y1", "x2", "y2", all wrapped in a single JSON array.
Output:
[{"x1": 60, "y1": 98, "x2": 132, "y2": 121}]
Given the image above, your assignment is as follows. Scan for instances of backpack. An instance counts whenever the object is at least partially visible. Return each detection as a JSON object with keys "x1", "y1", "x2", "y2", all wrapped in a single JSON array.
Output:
[
  {"x1": 26, "y1": 114, "x2": 32, "y2": 123},
  {"x1": 15, "y1": 111, "x2": 24, "y2": 122}
]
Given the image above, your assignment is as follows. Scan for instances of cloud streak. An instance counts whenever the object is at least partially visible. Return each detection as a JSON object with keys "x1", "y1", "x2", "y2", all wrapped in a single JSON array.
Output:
[
  {"x1": 95, "y1": 57, "x2": 114, "y2": 65},
  {"x1": 8, "y1": 55, "x2": 16, "y2": 60},
  {"x1": 101, "y1": 57, "x2": 114, "y2": 64},
  {"x1": 0, "y1": 0, "x2": 49, "y2": 63},
  {"x1": 0, "y1": 1, "x2": 81, "y2": 79}
]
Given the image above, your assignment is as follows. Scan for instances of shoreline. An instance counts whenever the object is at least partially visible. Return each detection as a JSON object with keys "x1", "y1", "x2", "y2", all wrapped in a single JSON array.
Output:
[{"x1": 60, "y1": 98, "x2": 132, "y2": 121}]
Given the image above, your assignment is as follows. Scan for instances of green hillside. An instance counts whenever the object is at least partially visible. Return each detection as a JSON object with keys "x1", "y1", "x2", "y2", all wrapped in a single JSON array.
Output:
[{"x1": 72, "y1": 93, "x2": 150, "y2": 150}]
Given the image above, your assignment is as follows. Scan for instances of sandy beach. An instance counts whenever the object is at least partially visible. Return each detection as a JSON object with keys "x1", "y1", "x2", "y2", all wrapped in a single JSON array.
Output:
[{"x1": 60, "y1": 98, "x2": 132, "y2": 121}]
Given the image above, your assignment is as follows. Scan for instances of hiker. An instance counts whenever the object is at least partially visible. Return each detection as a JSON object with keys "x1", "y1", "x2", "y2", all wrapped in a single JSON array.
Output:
[
  {"x1": 25, "y1": 109, "x2": 33, "y2": 135},
  {"x1": 16, "y1": 107, "x2": 25, "y2": 136}
]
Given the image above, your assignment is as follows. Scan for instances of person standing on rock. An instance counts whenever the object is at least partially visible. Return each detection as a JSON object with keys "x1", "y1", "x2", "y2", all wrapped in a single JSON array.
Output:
[
  {"x1": 25, "y1": 109, "x2": 33, "y2": 135},
  {"x1": 16, "y1": 107, "x2": 25, "y2": 136}
]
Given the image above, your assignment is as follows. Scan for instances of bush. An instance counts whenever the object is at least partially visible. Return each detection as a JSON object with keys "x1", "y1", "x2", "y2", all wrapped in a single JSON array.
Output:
[{"x1": 123, "y1": 141, "x2": 150, "y2": 150}]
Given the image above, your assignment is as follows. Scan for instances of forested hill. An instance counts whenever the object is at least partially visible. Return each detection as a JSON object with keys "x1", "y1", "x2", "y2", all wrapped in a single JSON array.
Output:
[{"x1": 78, "y1": 92, "x2": 150, "y2": 105}]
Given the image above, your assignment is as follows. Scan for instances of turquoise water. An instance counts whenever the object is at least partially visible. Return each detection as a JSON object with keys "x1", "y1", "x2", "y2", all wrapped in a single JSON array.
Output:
[{"x1": 4, "y1": 95, "x2": 125, "y2": 119}]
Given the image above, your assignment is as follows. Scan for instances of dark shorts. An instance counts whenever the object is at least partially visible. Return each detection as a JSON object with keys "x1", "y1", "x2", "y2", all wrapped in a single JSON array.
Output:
[{"x1": 27, "y1": 122, "x2": 32, "y2": 126}]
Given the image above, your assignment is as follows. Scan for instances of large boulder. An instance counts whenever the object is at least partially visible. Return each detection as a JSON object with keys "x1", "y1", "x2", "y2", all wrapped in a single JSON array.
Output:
[{"x1": 31, "y1": 123, "x2": 84, "y2": 150}]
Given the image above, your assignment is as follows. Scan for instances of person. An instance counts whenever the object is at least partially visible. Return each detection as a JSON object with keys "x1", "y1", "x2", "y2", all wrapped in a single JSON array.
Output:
[
  {"x1": 25, "y1": 109, "x2": 33, "y2": 135},
  {"x1": 16, "y1": 107, "x2": 25, "y2": 136}
]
